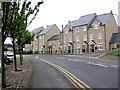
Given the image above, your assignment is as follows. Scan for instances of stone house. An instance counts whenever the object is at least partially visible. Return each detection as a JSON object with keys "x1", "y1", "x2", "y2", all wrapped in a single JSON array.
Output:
[
  {"x1": 25, "y1": 26, "x2": 44, "y2": 53},
  {"x1": 37, "y1": 24, "x2": 60, "y2": 54},
  {"x1": 109, "y1": 32, "x2": 120, "y2": 50},
  {"x1": 47, "y1": 34, "x2": 61, "y2": 54},
  {"x1": 63, "y1": 12, "x2": 118, "y2": 54}
]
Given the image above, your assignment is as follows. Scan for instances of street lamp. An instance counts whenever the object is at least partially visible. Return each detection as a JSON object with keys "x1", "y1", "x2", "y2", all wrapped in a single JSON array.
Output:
[{"x1": 61, "y1": 25, "x2": 64, "y2": 55}]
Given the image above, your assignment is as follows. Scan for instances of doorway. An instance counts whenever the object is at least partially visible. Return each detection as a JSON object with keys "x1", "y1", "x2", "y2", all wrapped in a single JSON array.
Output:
[
  {"x1": 90, "y1": 45, "x2": 94, "y2": 52},
  {"x1": 68, "y1": 46, "x2": 71, "y2": 54}
]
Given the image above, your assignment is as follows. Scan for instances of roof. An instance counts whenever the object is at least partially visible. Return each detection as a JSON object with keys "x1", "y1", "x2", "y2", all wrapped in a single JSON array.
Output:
[
  {"x1": 109, "y1": 32, "x2": 120, "y2": 44},
  {"x1": 38, "y1": 24, "x2": 55, "y2": 35},
  {"x1": 66, "y1": 13, "x2": 96, "y2": 28},
  {"x1": 32, "y1": 26, "x2": 44, "y2": 35},
  {"x1": 96, "y1": 13, "x2": 112, "y2": 25},
  {"x1": 77, "y1": 13, "x2": 96, "y2": 26},
  {"x1": 48, "y1": 34, "x2": 60, "y2": 41}
]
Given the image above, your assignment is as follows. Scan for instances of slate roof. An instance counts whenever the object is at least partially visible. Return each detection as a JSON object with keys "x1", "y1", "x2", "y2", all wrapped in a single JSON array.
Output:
[
  {"x1": 38, "y1": 24, "x2": 54, "y2": 35},
  {"x1": 66, "y1": 13, "x2": 96, "y2": 28},
  {"x1": 32, "y1": 26, "x2": 44, "y2": 35},
  {"x1": 109, "y1": 32, "x2": 120, "y2": 44},
  {"x1": 66, "y1": 12, "x2": 113, "y2": 29},
  {"x1": 77, "y1": 13, "x2": 96, "y2": 26},
  {"x1": 48, "y1": 34, "x2": 60, "y2": 41},
  {"x1": 96, "y1": 13, "x2": 112, "y2": 25}
]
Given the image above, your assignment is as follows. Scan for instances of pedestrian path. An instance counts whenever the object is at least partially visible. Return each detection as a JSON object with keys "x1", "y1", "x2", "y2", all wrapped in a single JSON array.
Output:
[{"x1": 30, "y1": 59, "x2": 75, "y2": 88}]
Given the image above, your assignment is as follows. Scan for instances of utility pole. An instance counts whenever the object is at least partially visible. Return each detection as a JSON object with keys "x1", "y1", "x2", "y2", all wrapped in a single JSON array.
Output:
[{"x1": 62, "y1": 25, "x2": 64, "y2": 54}]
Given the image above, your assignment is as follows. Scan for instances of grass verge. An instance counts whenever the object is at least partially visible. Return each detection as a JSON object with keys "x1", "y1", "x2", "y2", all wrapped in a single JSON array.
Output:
[
  {"x1": 16, "y1": 57, "x2": 28, "y2": 61},
  {"x1": 106, "y1": 51, "x2": 120, "y2": 56}
]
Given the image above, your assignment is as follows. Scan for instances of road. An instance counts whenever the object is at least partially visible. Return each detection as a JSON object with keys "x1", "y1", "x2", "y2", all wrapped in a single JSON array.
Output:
[{"x1": 26, "y1": 55, "x2": 119, "y2": 89}]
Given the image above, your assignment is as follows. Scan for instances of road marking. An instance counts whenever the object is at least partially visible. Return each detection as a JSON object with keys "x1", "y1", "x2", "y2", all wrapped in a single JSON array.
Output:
[
  {"x1": 67, "y1": 59, "x2": 72, "y2": 61},
  {"x1": 86, "y1": 62, "x2": 108, "y2": 68},
  {"x1": 110, "y1": 65, "x2": 118, "y2": 68},
  {"x1": 56, "y1": 57, "x2": 64, "y2": 60},
  {"x1": 86, "y1": 62, "x2": 92, "y2": 64},
  {"x1": 74, "y1": 59, "x2": 79, "y2": 62},
  {"x1": 95, "y1": 64, "x2": 108, "y2": 67},
  {"x1": 41, "y1": 59, "x2": 92, "y2": 90},
  {"x1": 35, "y1": 55, "x2": 38, "y2": 59}
]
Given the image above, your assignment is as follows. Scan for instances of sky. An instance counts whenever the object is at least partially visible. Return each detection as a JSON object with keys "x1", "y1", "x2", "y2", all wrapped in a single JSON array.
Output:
[{"x1": 5, "y1": 0, "x2": 120, "y2": 44}]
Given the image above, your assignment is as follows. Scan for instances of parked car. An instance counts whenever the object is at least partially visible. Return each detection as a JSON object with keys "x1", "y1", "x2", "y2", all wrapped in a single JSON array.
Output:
[
  {"x1": 4, "y1": 54, "x2": 13, "y2": 65},
  {"x1": 7, "y1": 53, "x2": 13, "y2": 61}
]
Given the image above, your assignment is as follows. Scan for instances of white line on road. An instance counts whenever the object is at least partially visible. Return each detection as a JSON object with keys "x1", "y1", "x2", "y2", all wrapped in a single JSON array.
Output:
[
  {"x1": 110, "y1": 65, "x2": 118, "y2": 68},
  {"x1": 86, "y1": 62, "x2": 108, "y2": 68},
  {"x1": 95, "y1": 64, "x2": 108, "y2": 67},
  {"x1": 56, "y1": 57, "x2": 64, "y2": 60},
  {"x1": 86, "y1": 62, "x2": 92, "y2": 64},
  {"x1": 36, "y1": 55, "x2": 38, "y2": 59}
]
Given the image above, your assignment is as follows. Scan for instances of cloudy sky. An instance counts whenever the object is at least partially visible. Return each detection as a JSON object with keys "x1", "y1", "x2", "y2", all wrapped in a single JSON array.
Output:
[{"x1": 5, "y1": 0, "x2": 120, "y2": 44}]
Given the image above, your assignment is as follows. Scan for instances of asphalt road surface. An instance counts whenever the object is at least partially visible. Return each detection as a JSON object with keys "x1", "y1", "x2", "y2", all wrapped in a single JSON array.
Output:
[{"x1": 26, "y1": 55, "x2": 119, "y2": 89}]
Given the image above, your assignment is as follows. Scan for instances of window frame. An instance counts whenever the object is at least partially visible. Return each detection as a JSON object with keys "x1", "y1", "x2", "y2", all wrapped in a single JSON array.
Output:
[{"x1": 97, "y1": 44, "x2": 103, "y2": 50}]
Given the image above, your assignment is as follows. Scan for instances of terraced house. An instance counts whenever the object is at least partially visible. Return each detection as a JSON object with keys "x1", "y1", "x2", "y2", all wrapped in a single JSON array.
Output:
[
  {"x1": 47, "y1": 34, "x2": 61, "y2": 54},
  {"x1": 37, "y1": 24, "x2": 60, "y2": 54},
  {"x1": 63, "y1": 11, "x2": 118, "y2": 54},
  {"x1": 25, "y1": 26, "x2": 44, "y2": 53}
]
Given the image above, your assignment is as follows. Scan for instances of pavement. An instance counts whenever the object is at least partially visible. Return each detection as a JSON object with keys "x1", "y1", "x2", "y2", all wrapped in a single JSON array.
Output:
[
  {"x1": 29, "y1": 57, "x2": 75, "y2": 88},
  {"x1": 5, "y1": 59, "x2": 32, "y2": 88}
]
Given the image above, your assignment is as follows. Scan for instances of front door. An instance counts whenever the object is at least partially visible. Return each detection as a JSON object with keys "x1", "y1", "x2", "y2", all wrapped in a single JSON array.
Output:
[
  {"x1": 82, "y1": 45, "x2": 86, "y2": 53},
  {"x1": 68, "y1": 46, "x2": 71, "y2": 54},
  {"x1": 91, "y1": 45, "x2": 94, "y2": 52}
]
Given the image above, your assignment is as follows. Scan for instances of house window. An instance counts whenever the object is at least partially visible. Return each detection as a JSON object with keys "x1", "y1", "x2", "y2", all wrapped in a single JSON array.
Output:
[
  {"x1": 98, "y1": 32, "x2": 102, "y2": 39},
  {"x1": 40, "y1": 36, "x2": 41, "y2": 39},
  {"x1": 94, "y1": 24, "x2": 98, "y2": 29},
  {"x1": 65, "y1": 30, "x2": 68, "y2": 34},
  {"x1": 43, "y1": 40, "x2": 44, "y2": 44},
  {"x1": 64, "y1": 37, "x2": 66, "y2": 43},
  {"x1": 69, "y1": 36, "x2": 72, "y2": 42},
  {"x1": 76, "y1": 46, "x2": 80, "y2": 53},
  {"x1": 76, "y1": 27, "x2": 80, "y2": 32},
  {"x1": 90, "y1": 34, "x2": 94, "y2": 40},
  {"x1": 76, "y1": 36, "x2": 79, "y2": 42},
  {"x1": 83, "y1": 35, "x2": 87, "y2": 41},
  {"x1": 58, "y1": 40, "x2": 60, "y2": 45},
  {"x1": 83, "y1": 26, "x2": 87, "y2": 31},
  {"x1": 97, "y1": 44, "x2": 103, "y2": 50}
]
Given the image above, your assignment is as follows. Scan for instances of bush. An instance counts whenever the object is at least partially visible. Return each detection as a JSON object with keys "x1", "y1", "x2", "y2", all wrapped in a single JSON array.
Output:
[
  {"x1": 22, "y1": 50, "x2": 33, "y2": 54},
  {"x1": 106, "y1": 51, "x2": 120, "y2": 56}
]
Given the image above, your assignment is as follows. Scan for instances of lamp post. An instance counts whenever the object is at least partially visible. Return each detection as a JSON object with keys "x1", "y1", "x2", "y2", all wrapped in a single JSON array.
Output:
[{"x1": 62, "y1": 25, "x2": 64, "y2": 55}]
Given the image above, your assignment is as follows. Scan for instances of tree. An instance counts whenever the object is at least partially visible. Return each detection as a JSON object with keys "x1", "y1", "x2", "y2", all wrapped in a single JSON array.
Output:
[
  {"x1": 17, "y1": 29, "x2": 34, "y2": 65},
  {"x1": 1, "y1": 0, "x2": 43, "y2": 88}
]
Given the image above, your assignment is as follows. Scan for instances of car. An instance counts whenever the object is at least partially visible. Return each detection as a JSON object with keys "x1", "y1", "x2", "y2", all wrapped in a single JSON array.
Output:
[
  {"x1": 4, "y1": 54, "x2": 13, "y2": 65},
  {"x1": 7, "y1": 53, "x2": 13, "y2": 61}
]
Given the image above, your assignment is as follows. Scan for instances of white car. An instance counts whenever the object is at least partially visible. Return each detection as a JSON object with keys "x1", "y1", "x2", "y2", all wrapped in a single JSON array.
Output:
[{"x1": 7, "y1": 53, "x2": 13, "y2": 61}]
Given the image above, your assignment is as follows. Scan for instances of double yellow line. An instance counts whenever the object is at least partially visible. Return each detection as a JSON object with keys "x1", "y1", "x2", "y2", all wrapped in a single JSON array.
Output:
[{"x1": 41, "y1": 60, "x2": 93, "y2": 90}]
